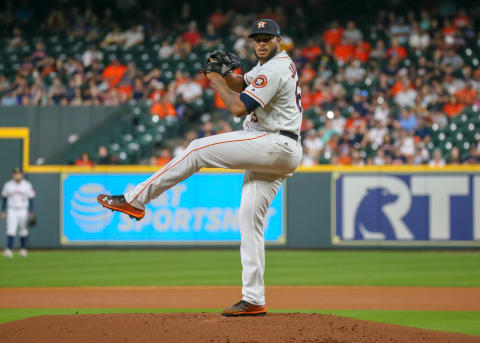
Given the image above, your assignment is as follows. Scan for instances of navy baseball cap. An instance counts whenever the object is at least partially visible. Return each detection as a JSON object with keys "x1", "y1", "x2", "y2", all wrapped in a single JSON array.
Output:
[
  {"x1": 248, "y1": 19, "x2": 281, "y2": 38},
  {"x1": 13, "y1": 167, "x2": 22, "y2": 174}
]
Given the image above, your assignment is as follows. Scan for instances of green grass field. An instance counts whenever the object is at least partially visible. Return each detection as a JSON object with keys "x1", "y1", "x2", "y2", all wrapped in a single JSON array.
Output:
[
  {"x1": 1, "y1": 250, "x2": 479, "y2": 287},
  {"x1": 1, "y1": 250, "x2": 479, "y2": 335}
]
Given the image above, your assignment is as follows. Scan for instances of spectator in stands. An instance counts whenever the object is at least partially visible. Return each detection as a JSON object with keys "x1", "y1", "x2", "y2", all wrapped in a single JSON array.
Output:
[
  {"x1": 441, "y1": 49, "x2": 464, "y2": 70},
  {"x1": 155, "y1": 148, "x2": 172, "y2": 166},
  {"x1": 351, "y1": 150, "x2": 364, "y2": 166},
  {"x1": 337, "y1": 145, "x2": 353, "y2": 165},
  {"x1": 413, "y1": 142, "x2": 430, "y2": 165},
  {"x1": 0, "y1": 75, "x2": 10, "y2": 93},
  {"x1": 386, "y1": 38, "x2": 407, "y2": 59},
  {"x1": 429, "y1": 149, "x2": 446, "y2": 167},
  {"x1": 48, "y1": 77, "x2": 67, "y2": 105},
  {"x1": 443, "y1": 95, "x2": 464, "y2": 117},
  {"x1": 197, "y1": 121, "x2": 216, "y2": 138},
  {"x1": 172, "y1": 36, "x2": 191, "y2": 59},
  {"x1": 368, "y1": 120, "x2": 387, "y2": 146},
  {"x1": 150, "y1": 94, "x2": 177, "y2": 118},
  {"x1": 173, "y1": 130, "x2": 197, "y2": 157},
  {"x1": 9, "y1": 27, "x2": 26, "y2": 48},
  {"x1": 456, "y1": 83, "x2": 476, "y2": 105},
  {"x1": 409, "y1": 22, "x2": 430, "y2": 50},
  {"x1": 373, "y1": 148, "x2": 386, "y2": 165},
  {"x1": 29, "y1": 77, "x2": 46, "y2": 105},
  {"x1": 342, "y1": 21, "x2": 363, "y2": 44},
  {"x1": 158, "y1": 41, "x2": 174, "y2": 59},
  {"x1": 399, "y1": 108, "x2": 418, "y2": 132},
  {"x1": 395, "y1": 78, "x2": 417, "y2": 108},
  {"x1": 209, "y1": 8, "x2": 228, "y2": 31},
  {"x1": 353, "y1": 40, "x2": 370, "y2": 63},
  {"x1": 202, "y1": 23, "x2": 221, "y2": 49},
  {"x1": 414, "y1": 117, "x2": 432, "y2": 142},
  {"x1": 344, "y1": 60, "x2": 365, "y2": 83},
  {"x1": 1, "y1": 90, "x2": 17, "y2": 106},
  {"x1": 216, "y1": 119, "x2": 233, "y2": 134},
  {"x1": 299, "y1": 63, "x2": 316, "y2": 84},
  {"x1": 82, "y1": 44, "x2": 103, "y2": 67},
  {"x1": 333, "y1": 38, "x2": 354, "y2": 63},
  {"x1": 389, "y1": 17, "x2": 410, "y2": 45},
  {"x1": 279, "y1": 34, "x2": 294, "y2": 53},
  {"x1": 101, "y1": 26, "x2": 125, "y2": 47},
  {"x1": 232, "y1": 25, "x2": 250, "y2": 60},
  {"x1": 102, "y1": 59, "x2": 127, "y2": 89},
  {"x1": 175, "y1": 74, "x2": 202, "y2": 103},
  {"x1": 123, "y1": 26, "x2": 145, "y2": 49},
  {"x1": 370, "y1": 40, "x2": 386, "y2": 60},
  {"x1": 323, "y1": 21, "x2": 344, "y2": 51},
  {"x1": 45, "y1": 9, "x2": 67, "y2": 32},
  {"x1": 75, "y1": 152, "x2": 94, "y2": 166},
  {"x1": 397, "y1": 128, "x2": 415, "y2": 160},
  {"x1": 301, "y1": 40, "x2": 322, "y2": 63},
  {"x1": 132, "y1": 77, "x2": 146, "y2": 100},
  {"x1": 447, "y1": 146, "x2": 461, "y2": 164},
  {"x1": 96, "y1": 145, "x2": 111, "y2": 165},
  {"x1": 30, "y1": 41, "x2": 50, "y2": 67},
  {"x1": 302, "y1": 129, "x2": 323, "y2": 166},
  {"x1": 70, "y1": 88, "x2": 83, "y2": 106},
  {"x1": 183, "y1": 21, "x2": 202, "y2": 47}
]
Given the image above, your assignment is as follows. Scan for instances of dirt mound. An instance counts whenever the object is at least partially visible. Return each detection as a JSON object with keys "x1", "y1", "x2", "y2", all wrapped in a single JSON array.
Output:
[{"x1": 1, "y1": 313, "x2": 479, "y2": 343}]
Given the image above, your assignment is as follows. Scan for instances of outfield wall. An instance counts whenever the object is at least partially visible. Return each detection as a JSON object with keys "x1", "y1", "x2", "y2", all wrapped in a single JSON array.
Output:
[
  {"x1": 0, "y1": 107, "x2": 120, "y2": 165},
  {"x1": 1, "y1": 170, "x2": 479, "y2": 249}
]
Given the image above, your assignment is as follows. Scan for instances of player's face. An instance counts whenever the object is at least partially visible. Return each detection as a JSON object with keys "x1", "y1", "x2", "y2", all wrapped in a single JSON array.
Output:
[
  {"x1": 13, "y1": 172, "x2": 23, "y2": 182},
  {"x1": 251, "y1": 34, "x2": 280, "y2": 62}
]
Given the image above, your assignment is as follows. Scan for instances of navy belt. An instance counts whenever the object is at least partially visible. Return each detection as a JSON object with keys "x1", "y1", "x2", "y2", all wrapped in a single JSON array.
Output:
[{"x1": 279, "y1": 130, "x2": 299, "y2": 141}]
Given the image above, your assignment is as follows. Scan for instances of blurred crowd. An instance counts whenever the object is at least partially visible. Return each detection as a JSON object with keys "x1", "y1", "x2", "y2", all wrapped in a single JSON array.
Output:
[
  {"x1": 0, "y1": 1, "x2": 479, "y2": 165},
  {"x1": 298, "y1": 8, "x2": 480, "y2": 166}
]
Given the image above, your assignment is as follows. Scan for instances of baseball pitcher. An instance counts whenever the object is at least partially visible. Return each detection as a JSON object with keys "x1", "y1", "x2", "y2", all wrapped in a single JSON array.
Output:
[
  {"x1": 98, "y1": 19, "x2": 302, "y2": 316},
  {"x1": 2, "y1": 167, "x2": 36, "y2": 258}
]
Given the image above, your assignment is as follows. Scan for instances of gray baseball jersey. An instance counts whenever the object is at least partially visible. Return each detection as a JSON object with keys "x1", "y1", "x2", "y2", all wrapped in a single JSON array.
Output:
[
  {"x1": 2, "y1": 179, "x2": 35, "y2": 237},
  {"x1": 242, "y1": 50, "x2": 302, "y2": 134},
  {"x1": 2, "y1": 179, "x2": 35, "y2": 211}
]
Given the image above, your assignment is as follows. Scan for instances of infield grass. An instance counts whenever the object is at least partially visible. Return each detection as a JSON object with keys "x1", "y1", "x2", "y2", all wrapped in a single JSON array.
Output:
[
  {"x1": 0, "y1": 250, "x2": 479, "y2": 287},
  {"x1": 0, "y1": 309, "x2": 478, "y2": 336}
]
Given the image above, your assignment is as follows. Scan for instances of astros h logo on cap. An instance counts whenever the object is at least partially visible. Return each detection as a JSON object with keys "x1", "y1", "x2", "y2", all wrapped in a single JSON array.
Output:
[{"x1": 249, "y1": 19, "x2": 281, "y2": 38}]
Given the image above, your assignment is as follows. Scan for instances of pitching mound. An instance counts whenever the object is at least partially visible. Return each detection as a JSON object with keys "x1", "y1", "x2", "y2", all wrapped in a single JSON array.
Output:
[{"x1": 1, "y1": 313, "x2": 479, "y2": 343}]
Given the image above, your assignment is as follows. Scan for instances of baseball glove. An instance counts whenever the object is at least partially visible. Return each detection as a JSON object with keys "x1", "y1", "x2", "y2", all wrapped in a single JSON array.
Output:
[
  {"x1": 27, "y1": 213, "x2": 36, "y2": 228},
  {"x1": 202, "y1": 49, "x2": 242, "y2": 77}
]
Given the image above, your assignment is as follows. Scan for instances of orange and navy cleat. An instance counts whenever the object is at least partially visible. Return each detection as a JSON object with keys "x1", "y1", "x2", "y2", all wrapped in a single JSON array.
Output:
[
  {"x1": 97, "y1": 194, "x2": 145, "y2": 221},
  {"x1": 221, "y1": 300, "x2": 267, "y2": 317}
]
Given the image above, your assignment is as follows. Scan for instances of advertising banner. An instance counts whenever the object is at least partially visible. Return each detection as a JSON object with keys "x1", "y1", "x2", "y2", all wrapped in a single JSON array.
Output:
[
  {"x1": 61, "y1": 173, "x2": 285, "y2": 244},
  {"x1": 334, "y1": 174, "x2": 480, "y2": 245}
]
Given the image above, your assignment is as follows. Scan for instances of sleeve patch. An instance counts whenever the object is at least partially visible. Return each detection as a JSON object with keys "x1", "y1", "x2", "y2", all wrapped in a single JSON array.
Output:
[{"x1": 252, "y1": 74, "x2": 268, "y2": 88}]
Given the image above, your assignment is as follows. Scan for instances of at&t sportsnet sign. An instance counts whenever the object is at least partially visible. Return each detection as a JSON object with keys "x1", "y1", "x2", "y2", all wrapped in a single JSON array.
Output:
[
  {"x1": 61, "y1": 173, "x2": 285, "y2": 244},
  {"x1": 334, "y1": 174, "x2": 480, "y2": 245}
]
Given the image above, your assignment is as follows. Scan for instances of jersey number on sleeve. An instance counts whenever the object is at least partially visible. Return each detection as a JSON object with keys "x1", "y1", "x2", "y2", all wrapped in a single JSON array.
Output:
[{"x1": 295, "y1": 81, "x2": 302, "y2": 113}]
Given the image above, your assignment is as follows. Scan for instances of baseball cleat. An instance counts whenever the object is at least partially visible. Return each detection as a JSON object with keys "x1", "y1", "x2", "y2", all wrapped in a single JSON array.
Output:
[
  {"x1": 221, "y1": 300, "x2": 267, "y2": 317},
  {"x1": 19, "y1": 249, "x2": 28, "y2": 257},
  {"x1": 3, "y1": 249, "x2": 13, "y2": 258},
  {"x1": 97, "y1": 194, "x2": 145, "y2": 220}
]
